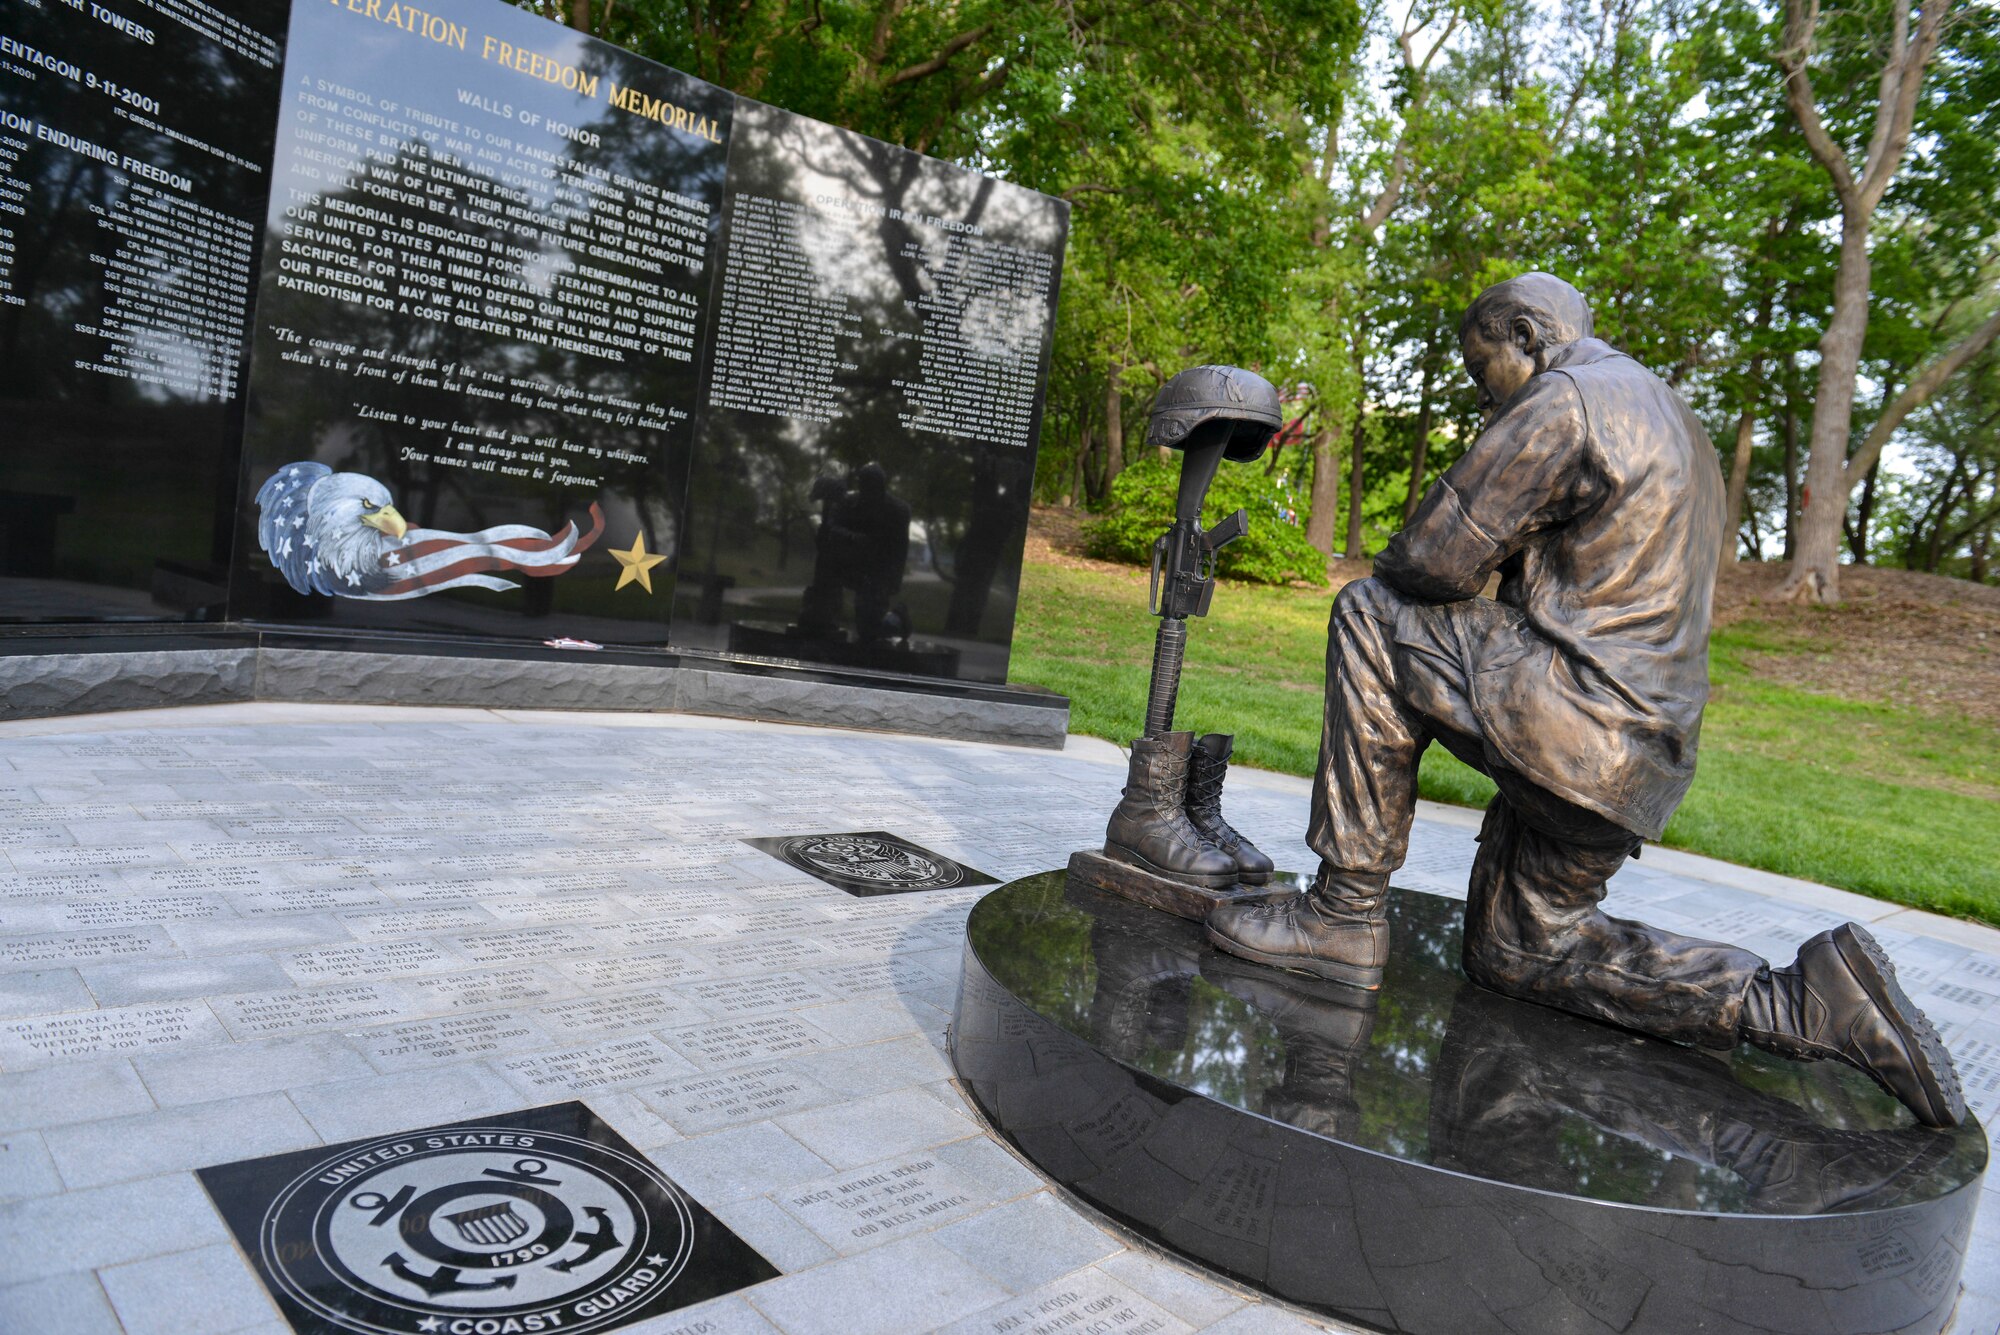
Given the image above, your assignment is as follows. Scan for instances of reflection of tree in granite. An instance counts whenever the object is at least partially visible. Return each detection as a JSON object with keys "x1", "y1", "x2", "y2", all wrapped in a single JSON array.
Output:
[
  {"x1": 1201, "y1": 953, "x2": 1379, "y2": 1141},
  {"x1": 246, "y1": 140, "x2": 520, "y2": 535},
  {"x1": 795, "y1": 464, "x2": 912, "y2": 642},
  {"x1": 975, "y1": 883, "x2": 1098, "y2": 1032},
  {"x1": 1431, "y1": 982, "x2": 1968, "y2": 1213},
  {"x1": 674, "y1": 98, "x2": 1056, "y2": 661},
  {"x1": 0, "y1": 0, "x2": 287, "y2": 399},
  {"x1": 551, "y1": 48, "x2": 729, "y2": 572}
]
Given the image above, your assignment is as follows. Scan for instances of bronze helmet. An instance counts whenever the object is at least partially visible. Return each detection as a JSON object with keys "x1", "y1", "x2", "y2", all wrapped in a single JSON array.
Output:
[{"x1": 1146, "y1": 365, "x2": 1282, "y2": 462}]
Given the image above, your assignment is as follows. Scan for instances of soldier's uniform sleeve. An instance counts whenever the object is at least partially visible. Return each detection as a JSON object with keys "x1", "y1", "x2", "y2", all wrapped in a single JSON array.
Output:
[{"x1": 1373, "y1": 372, "x2": 1599, "y2": 602}]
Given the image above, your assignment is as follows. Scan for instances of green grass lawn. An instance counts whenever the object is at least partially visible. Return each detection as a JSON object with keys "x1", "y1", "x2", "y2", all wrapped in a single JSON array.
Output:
[{"x1": 1008, "y1": 561, "x2": 2000, "y2": 925}]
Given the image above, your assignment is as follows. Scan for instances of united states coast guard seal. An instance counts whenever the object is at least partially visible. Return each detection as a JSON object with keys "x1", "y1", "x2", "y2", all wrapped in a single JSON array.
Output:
[{"x1": 258, "y1": 1124, "x2": 692, "y2": 1334}]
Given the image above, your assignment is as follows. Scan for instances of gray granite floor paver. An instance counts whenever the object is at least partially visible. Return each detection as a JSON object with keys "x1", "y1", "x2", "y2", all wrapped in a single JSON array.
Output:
[
  {"x1": 1097, "y1": 1250, "x2": 1248, "y2": 1327},
  {"x1": 649, "y1": 1121, "x2": 838, "y2": 1204},
  {"x1": 130, "y1": 1033, "x2": 375, "y2": 1108},
  {"x1": 0, "y1": 967, "x2": 94, "y2": 1019},
  {"x1": 283, "y1": 1062, "x2": 524, "y2": 1142},
  {"x1": 1198, "y1": 1301, "x2": 1343, "y2": 1333},
  {"x1": 0, "y1": 1058, "x2": 155, "y2": 1133},
  {"x1": 97, "y1": 1242, "x2": 280, "y2": 1335},
  {"x1": 81, "y1": 954, "x2": 296, "y2": 1007},
  {"x1": 622, "y1": 1293, "x2": 787, "y2": 1335},
  {"x1": 0, "y1": 1172, "x2": 230, "y2": 1285},
  {"x1": 0, "y1": 1129, "x2": 63, "y2": 1201},
  {"x1": 777, "y1": 1086, "x2": 981, "y2": 1171},
  {"x1": 744, "y1": 1234, "x2": 1012, "y2": 1335},
  {"x1": 0, "y1": 703, "x2": 1992, "y2": 1334},
  {"x1": 0, "y1": 1270, "x2": 124, "y2": 1334},
  {"x1": 42, "y1": 1091, "x2": 318, "y2": 1191},
  {"x1": 931, "y1": 1191, "x2": 1125, "y2": 1294}
]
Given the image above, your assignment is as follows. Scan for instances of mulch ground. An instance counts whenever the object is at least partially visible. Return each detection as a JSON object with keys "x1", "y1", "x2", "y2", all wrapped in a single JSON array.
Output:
[{"x1": 1027, "y1": 506, "x2": 2000, "y2": 728}]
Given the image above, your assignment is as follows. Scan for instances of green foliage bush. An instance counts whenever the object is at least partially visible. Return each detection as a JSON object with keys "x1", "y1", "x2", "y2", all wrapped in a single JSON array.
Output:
[{"x1": 1082, "y1": 456, "x2": 1327, "y2": 586}]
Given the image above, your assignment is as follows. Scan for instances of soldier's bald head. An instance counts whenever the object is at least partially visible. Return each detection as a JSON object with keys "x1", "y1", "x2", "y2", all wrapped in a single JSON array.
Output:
[{"x1": 1460, "y1": 273, "x2": 1594, "y2": 350}]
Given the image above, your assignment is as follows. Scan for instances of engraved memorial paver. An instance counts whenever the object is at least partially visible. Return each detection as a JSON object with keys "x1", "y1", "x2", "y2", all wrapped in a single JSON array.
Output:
[
  {"x1": 339, "y1": 905, "x2": 496, "y2": 941},
  {"x1": 406, "y1": 967, "x2": 580, "y2": 1012},
  {"x1": 668, "y1": 1015, "x2": 835, "y2": 1068},
  {"x1": 562, "y1": 949, "x2": 713, "y2": 990},
  {"x1": 644, "y1": 1064, "x2": 843, "y2": 1134},
  {"x1": 780, "y1": 1154, "x2": 983, "y2": 1250},
  {"x1": 683, "y1": 973, "x2": 835, "y2": 1016},
  {"x1": 0, "y1": 1000, "x2": 226, "y2": 1065},
  {"x1": 943, "y1": 1274, "x2": 1191, "y2": 1335},
  {"x1": 214, "y1": 984, "x2": 410, "y2": 1040},
  {"x1": 453, "y1": 926, "x2": 599, "y2": 965},
  {"x1": 498, "y1": 1035, "x2": 695, "y2": 1096},
  {"x1": 0, "y1": 926, "x2": 179, "y2": 967},
  {"x1": 352, "y1": 1012, "x2": 555, "y2": 1072},
  {"x1": 277, "y1": 940, "x2": 463, "y2": 985},
  {"x1": 534, "y1": 990, "x2": 711, "y2": 1037}
]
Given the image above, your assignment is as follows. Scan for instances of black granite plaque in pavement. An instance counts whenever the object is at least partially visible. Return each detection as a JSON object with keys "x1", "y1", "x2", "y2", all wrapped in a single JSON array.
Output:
[
  {"x1": 198, "y1": 1101, "x2": 776, "y2": 1335},
  {"x1": 742, "y1": 830, "x2": 995, "y2": 897}
]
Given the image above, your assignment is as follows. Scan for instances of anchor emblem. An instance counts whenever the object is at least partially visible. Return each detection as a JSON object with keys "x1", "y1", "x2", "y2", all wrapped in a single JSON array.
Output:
[
  {"x1": 382, "y1": 1252, "x2": 520, "y2": 1297},
  {"x1": 549, "y1": 1206, "x2": 622, "y2": 1273},
  {"x1": 346, "y1": 1156, "x2": 624, "y2": 1298}
]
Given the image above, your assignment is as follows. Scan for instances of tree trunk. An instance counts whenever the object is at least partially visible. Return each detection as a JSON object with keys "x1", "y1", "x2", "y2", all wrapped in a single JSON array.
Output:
[
  {"x1": 1782, "y1": 218, "x2": 1873, "y2": 602},
  {"x1": 1404, "y1": 346, "x2": 1438, "y2": 524},
  {"x1": 1081, "y1": 420, "x2": 1102, "y2": 506},
  {"x1": 1849, "y1": 456, "x2": 1882, "y2": 563},
  {"x1": 1103, "y1": 368, "x2": 1124, "y2": 491},
  {"x1": 1344, "y1": 410, "x2": 1367, "y2": 559},
  {"x1": 1304, "y1": 423, "x2": 1340, "y2": 556},
  {"x1": 1722, "y1": 409, "x2": 1756, "y2": 566},
  {"x1": 1781, "y1": 362, "x2": 1801, "y2": 559},
  {"x1": 1722, "y1": 285, "x2": 1774, "y2": 565},
  {"x1": 568, "y1": 0, "x2": 591, "y2": 32}
]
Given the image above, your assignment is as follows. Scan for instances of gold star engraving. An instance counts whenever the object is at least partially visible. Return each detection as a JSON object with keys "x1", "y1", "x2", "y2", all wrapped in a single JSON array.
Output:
[{"x1": 610, "y1": 532, "x2": 667, "y2": 593}]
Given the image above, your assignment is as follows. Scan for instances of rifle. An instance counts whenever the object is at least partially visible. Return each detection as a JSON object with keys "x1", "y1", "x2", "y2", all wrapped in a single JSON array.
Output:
[{"x1": 1141, "y1": 435, "x2": 1249, "y2": 736}]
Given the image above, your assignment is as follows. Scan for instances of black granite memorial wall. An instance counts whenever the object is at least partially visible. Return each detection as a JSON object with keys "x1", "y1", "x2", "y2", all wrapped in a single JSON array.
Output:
[
  {"x1": 1, "y1": 0, "x2": 1067, "y2": 691},
  {"x1": 0, "y1": 0, "x2": 288, "y2": 621}
]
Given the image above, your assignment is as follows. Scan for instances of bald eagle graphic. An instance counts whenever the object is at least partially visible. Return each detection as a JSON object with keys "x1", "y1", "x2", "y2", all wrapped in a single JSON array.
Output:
[{"x1": 255, "y1": 463, "x2": 605, "y2": 600}]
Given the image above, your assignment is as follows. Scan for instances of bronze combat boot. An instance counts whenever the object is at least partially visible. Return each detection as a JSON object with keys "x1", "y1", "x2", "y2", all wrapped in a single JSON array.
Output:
[
  {"x1": 1205, "y1": 865, "x2": 1390, "y2": 989},
  {"x1": 1184, "y1": 734, "x2": 1275, "y2": 885},
  {"x1": 1104, "y1": 732, "x2": 1240, "y2": 888},
  {"x1": 1741, "y1": 923, "x2": 1967, "y2": 1128}
]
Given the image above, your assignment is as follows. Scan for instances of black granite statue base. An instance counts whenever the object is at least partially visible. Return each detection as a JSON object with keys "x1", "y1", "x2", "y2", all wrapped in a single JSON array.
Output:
[
  {"x1": 1065, "y1": 849, "x2": 1295, "y2": 920},
  {"x1": 949, "y1": 872, "x2": 1988, "y2": 1335}
]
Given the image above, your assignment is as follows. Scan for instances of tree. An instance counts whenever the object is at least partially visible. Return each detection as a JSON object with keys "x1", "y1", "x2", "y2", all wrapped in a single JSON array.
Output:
[
  {"x1": 1771, "y1": 0, "x2": 1990, "y2": 600},
  {"x1": 1297, "y1": 0, "x2": 1467, "y2": 559}
]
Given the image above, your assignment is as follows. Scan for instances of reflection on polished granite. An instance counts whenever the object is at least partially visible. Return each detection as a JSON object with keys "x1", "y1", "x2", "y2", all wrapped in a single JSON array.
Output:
[{"x1": 953, "y1": 872, "x2": 1988, "y2": 1334}]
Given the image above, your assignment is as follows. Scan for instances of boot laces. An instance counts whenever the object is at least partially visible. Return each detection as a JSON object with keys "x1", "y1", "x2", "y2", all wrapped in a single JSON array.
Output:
[{"x1": 1185, "y1": 764, "x2": 1224, "y2": 819}]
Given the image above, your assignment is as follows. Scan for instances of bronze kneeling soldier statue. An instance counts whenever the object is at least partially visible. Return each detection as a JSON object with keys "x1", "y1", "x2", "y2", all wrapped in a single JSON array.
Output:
[{"x1": 1203, "y1": 274, "x2": 1965, "y2": 1129}]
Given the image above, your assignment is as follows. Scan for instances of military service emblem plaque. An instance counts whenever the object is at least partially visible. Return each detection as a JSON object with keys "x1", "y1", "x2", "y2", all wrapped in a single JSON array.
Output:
[
  {"x1": 198, "y1": 1102, "x2": 776, "y2": 1335},
  {"x1": 744, "y1": 830, "x2": 997, "y2": 897}
]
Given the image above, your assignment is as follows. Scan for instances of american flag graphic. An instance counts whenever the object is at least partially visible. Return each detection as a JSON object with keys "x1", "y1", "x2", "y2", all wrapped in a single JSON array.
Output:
[{"x1": 371, "y1": 503, "x2": 607, "y2": 600}]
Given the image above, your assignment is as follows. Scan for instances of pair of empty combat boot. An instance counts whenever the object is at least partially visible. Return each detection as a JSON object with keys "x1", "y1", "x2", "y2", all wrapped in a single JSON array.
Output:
[{"x1": 1104, "y1": 731, "x2": 1273, "y2": 887}]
